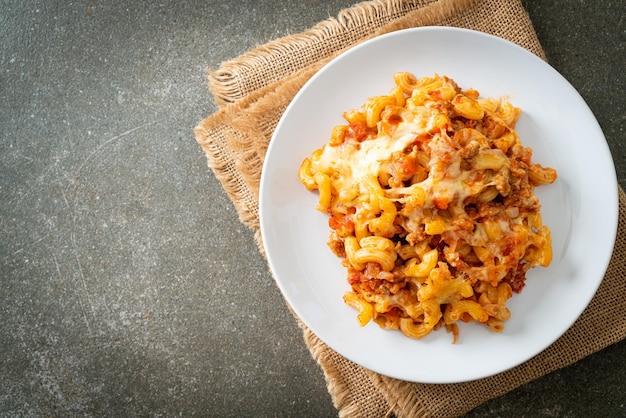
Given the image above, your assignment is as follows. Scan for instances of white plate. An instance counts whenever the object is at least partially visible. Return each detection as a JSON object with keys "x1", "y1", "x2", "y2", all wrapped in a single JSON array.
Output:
[{"x1": 259, "y1": 27, "x2": 618, "y2": 383}]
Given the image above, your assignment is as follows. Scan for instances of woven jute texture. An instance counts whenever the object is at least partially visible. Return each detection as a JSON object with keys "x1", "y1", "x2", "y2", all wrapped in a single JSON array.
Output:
[{"x1": 194, "y1": 0, "x2": 626, "y2": 416}]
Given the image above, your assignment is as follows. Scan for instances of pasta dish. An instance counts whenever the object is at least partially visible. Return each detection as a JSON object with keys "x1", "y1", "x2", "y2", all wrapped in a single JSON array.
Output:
[{"x1": 298, "y1": 72, "x2": 557, "y2": 342}]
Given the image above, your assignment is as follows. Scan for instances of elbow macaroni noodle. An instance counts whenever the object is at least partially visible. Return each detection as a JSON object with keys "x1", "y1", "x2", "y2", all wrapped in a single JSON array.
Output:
[{"x1": 298, "y1": 73, "x2": 557, "y2": 343}]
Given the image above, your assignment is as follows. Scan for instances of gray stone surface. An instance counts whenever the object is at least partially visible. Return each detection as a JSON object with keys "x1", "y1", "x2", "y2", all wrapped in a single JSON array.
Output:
[{"x1": 1, "y1": 1, "x2": 623, "y2": 416}]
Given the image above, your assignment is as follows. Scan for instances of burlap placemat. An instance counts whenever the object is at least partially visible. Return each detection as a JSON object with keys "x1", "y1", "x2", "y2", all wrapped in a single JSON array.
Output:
[{"x1": 195, "y1": 0, "x2": 626, "y2": 416}]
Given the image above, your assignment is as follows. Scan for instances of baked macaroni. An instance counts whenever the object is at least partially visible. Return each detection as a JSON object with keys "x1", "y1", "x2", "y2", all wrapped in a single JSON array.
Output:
[{"x1": 298, "y1": 73, "x2": 557, "y2": 342}]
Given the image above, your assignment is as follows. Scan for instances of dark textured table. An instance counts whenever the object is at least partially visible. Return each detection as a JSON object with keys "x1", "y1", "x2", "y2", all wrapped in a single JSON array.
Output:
[{"x1": 1, "y1": 1, "x2": 624, "y2": 416}]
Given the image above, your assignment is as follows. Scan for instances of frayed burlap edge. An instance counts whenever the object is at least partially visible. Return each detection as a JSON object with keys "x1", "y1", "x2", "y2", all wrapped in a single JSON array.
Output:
[
  {"x1": 301, "y1": 325, "x2": 396, "y2": 417},
  {"x1": 208, "y1": 0, "x2": 441, "y2": 106}
]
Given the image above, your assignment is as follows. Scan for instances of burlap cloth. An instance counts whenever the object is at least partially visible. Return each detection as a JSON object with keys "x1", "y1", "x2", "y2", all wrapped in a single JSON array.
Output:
[{"x1": 194, "y1": 0, "x2": 626, "y2": 416}]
